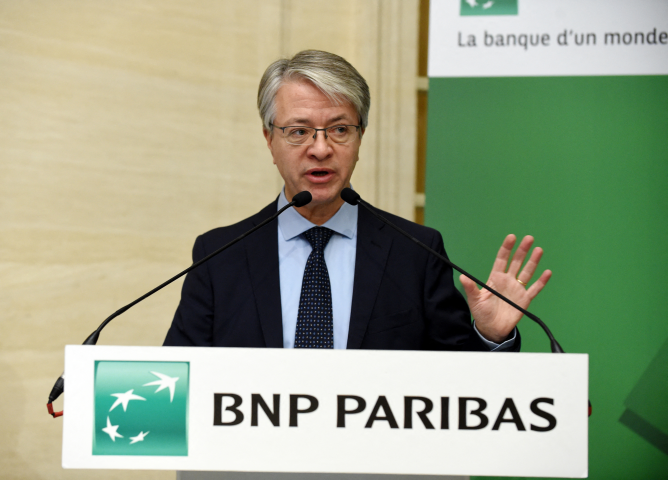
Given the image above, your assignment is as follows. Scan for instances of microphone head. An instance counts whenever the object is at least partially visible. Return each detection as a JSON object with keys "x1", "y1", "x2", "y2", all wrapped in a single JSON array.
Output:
[
  {"x1": 291, "y1": 191, "x2": 312, "y2": 207},
  {"x1": 340, "y1": 188, "x2": 360, "y2": 205}
]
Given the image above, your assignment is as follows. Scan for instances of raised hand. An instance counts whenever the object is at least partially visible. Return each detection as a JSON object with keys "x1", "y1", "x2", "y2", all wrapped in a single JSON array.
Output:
[{"x1": 460, "y1": 234, "x2": 552, "y2": 343}]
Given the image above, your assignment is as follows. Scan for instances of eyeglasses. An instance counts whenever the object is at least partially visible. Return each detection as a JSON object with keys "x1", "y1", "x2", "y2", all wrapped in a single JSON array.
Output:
[{"x1": 270, "y1": 124, "x2": 361, "y2": 145}]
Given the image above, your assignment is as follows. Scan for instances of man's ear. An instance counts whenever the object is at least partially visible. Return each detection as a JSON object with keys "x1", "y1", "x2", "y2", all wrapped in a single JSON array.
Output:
[
  {"x1": 263, "y1": 127, "x2": 278, "y2": 165},
  {"x1": 263, "y1": 127, "x2": 273, "y2": 152}
]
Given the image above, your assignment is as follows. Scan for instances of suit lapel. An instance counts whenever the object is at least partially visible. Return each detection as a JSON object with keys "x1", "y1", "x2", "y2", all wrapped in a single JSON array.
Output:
[
  {"x1": 244, "y1": 201, "x2": 284, "y2": 348},
  {"x1": 346, "y1": 206, "x2": 392, "y2": 349}
]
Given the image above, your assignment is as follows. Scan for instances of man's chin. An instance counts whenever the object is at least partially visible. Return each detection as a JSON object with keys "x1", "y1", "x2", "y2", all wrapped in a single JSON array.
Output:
[{"x1": 307, "y1": 189, "x2": 344, "y2": 208}]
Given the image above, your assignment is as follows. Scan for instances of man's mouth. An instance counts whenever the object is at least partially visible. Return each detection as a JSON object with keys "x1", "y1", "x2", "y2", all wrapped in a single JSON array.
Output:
[{"x1": 305, "y1": 169, "x2": 334, "y2": 183}]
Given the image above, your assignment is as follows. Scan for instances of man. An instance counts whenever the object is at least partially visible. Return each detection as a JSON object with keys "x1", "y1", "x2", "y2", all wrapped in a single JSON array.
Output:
[{"x1": 163, "y1": 50, "x2": 551, "y2": 350}]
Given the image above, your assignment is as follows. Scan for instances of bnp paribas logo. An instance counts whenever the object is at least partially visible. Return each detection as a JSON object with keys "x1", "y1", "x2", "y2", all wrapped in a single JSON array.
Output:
[
  {"x1": 461, "y1": 0, "x2": 518, "y2": 16},
  {"x1": 93, "y1": 361, "x2": 189, "y2": 456}
]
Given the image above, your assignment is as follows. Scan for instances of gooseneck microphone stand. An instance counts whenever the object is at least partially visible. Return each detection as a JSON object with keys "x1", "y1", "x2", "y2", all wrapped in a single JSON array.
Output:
[
  {"x1": 340, "y1": 188, "x2": 590, "y2": 416},
  {"x1": 46, "y1": 191, "x2": 313, "y2": 418},
  {"x1": 340, "y1": 188, "x2": 564, "y2": 353}
]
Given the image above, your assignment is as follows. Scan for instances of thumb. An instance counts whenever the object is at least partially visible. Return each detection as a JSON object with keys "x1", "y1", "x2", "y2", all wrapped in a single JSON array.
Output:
[{"x1": 460, "y1": 274, "x2": 480, "y2": 304}]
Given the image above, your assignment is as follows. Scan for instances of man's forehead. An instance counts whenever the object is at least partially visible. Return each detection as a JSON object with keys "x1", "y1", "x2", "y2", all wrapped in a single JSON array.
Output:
[{"x1": 275, "y1": 80, "x2": 357, "y2": 125}]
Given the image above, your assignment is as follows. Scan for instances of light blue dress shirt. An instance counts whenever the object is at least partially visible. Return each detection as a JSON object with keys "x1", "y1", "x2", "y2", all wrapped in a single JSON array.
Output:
[{"x1": 276, "y1": 190, "x2": 516, "y2": 351}]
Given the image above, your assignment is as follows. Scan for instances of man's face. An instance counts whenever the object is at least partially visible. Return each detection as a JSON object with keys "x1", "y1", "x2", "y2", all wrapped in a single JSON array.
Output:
[{"x1": 264, "y1": 80, "x2": 363, "y2": 213}]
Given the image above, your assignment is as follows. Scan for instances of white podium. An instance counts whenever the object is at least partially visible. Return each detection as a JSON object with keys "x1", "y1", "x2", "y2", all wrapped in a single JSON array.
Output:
[{"x1": 62, "y1": 346, "x2": 588, "y2": 478}]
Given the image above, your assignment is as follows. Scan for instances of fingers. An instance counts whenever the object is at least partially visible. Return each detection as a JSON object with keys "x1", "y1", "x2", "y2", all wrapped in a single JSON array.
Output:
[
  {"x1": 460, "y1": 274, "x2": 480, "y2": 303},
  {"x1": 507, "y1": 235, "x2": 534, "y2": 277},
  {"x1": 516, "y1": 246, "x2": 543, "y2": 285},
  {"x1": 526, "y1": 269, "x2": 552, "y2": 300},
  {"x1": 493, "y1": 234, "x2": 549, "y2": 295},
  {"x1": 491, "y1": 234, "x2": 517, "y2": 274}
]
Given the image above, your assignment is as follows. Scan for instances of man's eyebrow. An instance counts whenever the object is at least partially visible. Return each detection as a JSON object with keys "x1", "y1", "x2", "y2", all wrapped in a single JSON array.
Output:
[
  {"x1": 283, "y1": 114, "x2": 355, "y2": 126},
  {"x1": 284, "y1": 118, "x2": 311, "y2": 125},
  {"x1": 326, "y1": 114, "x2": 352, "y2": 124}
]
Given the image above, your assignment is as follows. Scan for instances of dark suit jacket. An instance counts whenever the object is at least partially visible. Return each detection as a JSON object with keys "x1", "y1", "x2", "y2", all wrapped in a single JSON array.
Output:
[{"x1": 164, "y1": 200, "x2": 519, "y2": 351}]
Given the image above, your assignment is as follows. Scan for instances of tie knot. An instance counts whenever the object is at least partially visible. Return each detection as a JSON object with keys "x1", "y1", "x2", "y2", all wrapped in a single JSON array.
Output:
[{"x1": 304, "y1": 227, "x2": 334, "y2": 251}]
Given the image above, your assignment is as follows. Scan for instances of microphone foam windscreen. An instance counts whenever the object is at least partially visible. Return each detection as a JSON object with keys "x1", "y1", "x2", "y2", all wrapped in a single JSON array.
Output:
[
  {"x1": 340, "y1": 188, "x2": 360, "y2": 205},
  {"x1": 292, "y1": 191, "x2": 312, "y2": 207}
]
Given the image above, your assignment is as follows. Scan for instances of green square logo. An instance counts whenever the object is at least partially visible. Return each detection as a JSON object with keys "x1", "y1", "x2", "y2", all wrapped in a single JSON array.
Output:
[
  {"x1": 460, "y1": 0, "x2": 518, "y2": 16},
  {"x1": 93, "y1": 361, "x2": 189, "y2": 456}
]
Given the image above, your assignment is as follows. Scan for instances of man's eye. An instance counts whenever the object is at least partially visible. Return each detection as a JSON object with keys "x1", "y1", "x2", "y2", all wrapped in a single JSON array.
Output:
[
  {"x1": 288, "y1": 128, "x2": 309, "y2": 137},
  {"x1": 329, "y1": 126, "x2": 348, "y2": 136}
]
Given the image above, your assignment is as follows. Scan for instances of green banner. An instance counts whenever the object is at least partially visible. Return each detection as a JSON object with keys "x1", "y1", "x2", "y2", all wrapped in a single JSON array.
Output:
[{"x1": 425, "y1": 75, "x2": 668, "y2": 478}]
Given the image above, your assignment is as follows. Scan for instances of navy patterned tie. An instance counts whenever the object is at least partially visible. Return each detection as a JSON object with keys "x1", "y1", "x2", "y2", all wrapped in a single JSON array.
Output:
[{"x1": 294, "y1": 227, "x2": 334, "y2": 348}]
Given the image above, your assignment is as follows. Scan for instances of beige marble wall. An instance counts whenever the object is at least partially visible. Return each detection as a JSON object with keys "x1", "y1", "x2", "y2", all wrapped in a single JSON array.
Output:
[{"x1": 0, "y1": 1, "x2": 418, "y2": 478}]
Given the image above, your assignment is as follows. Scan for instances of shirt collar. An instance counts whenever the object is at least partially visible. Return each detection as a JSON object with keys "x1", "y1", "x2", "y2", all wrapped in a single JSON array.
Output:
[{"x1": 277, "y1": 188, "x2": 358, "y2": 241}]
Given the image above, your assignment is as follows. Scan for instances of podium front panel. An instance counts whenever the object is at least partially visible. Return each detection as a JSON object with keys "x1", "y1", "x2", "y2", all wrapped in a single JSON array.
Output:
[{"x1": 62, "y1": 346, "x2": 588, "y2": 477}]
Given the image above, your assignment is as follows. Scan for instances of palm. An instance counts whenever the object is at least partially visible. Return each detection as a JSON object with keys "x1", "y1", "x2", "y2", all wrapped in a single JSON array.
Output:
[{"x1": 461, "y1": 234, "x2": 552, "y2": 343}]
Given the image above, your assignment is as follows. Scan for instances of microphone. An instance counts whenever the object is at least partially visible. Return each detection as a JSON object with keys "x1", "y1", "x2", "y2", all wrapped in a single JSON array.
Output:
[
  {"x1": 291, "y1": 191, "x2": 312, "y2": 207},
  {"x1": 340, "y1": 187, "x2": 564, "y2": 354},
  {"x1": 46, "y1": 191, "x2": 312, "y2": 417}
]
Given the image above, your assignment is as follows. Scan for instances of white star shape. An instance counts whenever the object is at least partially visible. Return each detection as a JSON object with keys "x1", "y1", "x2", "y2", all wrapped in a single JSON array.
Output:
[
  {"x1": 143, "y1": 371, "x2": 179, "y2": 402},
  {"x1": 109, "y1": 389, "x2": 146, "y2": 412},
  {"x1": 102, "y1": 416, "x2": 123, "y2": 442},
  {"x1": 129, "y1": 430, "x2": 150, "y2": 444},
  {"x1": 483, "y1": 1, "x2": 494, "y2": 9}
]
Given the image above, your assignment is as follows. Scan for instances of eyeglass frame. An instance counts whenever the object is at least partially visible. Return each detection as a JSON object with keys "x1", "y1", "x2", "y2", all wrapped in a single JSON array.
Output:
[{"x1": 269, "y1": 123, "x2": 362, "y2": 145}]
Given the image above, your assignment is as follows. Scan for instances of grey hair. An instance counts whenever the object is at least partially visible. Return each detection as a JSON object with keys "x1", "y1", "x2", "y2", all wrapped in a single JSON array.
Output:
[{"x1": 257, "y1": 50, "x2": 370, "y2": 132}]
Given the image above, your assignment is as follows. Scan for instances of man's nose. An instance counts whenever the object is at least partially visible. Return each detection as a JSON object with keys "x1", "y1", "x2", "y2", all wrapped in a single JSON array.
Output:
[{"x1": 308, "y1": 130, "x2": 332, "y2": 157}]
